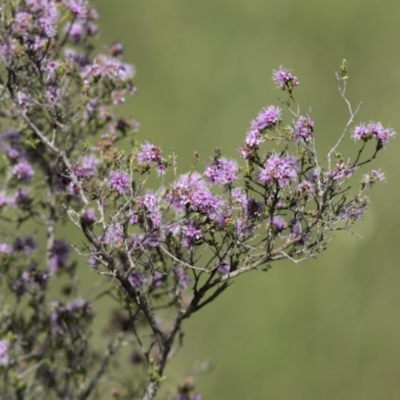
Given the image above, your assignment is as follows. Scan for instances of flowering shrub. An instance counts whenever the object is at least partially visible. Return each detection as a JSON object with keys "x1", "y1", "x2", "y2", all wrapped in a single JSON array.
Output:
[{"x1": 0, "y1": 1, "x2": 393, "y2": 399}]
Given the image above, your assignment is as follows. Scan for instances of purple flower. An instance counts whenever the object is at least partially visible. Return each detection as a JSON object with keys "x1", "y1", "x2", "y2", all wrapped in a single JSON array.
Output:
[
  {"x1": 176, "y1": 394, "x2": 201, "y2": 400},
  {"x1": 289, "y1": 219, "x2": 310, "y2": 246},
  {"x1": 251, "y1": 106, "x2": 281, "y2": 131},
  {"x1": 66, "y1": 21, "x2": 97, "y2": 43},
  {"x1": 152, "y1": 271, "x2": 164, "y2": 288},
  {"x1": 176, "y1": 396, "x2": 190, "y2": 400},
  {"x1": 175, "y1": 267, "x2": 190, "y2": 288},
  {"x1": 102, "y1": 224, "x2": 124, "y2": 245},
  {"x1": 128, "y1": 272, "x2": 146, "y2": 290},
  {"x1": 109, "y1": 42, "x2": 124, "y2": 57},
  {"x1": 65, "y1": 48, "x2": 90, "y2": 68},
  {"x1": 293, "y1": 116, "x2": 313, "y2": 142},
  {"x1": 65, "y1": 0, "x2": 89, "y2": 20},
  {"x1": 245, "y1": 129, "x2": 261, "y2": 148},
  {"x1": 13, "y1": 236, "x2": 36, "y2": 254},
  {"x1": 129, "y1": 210, "x2": 139, "y2": 225},
  {"x1": 0, "y1": 42, "x2": 16, "y2": 63},
  {"x1": 0, "y1": 340, "x2": 9, "y2": 366},
  {"x1": 44, "y1": 60, "x2": 61, "y2": 82},
  {"x1": 50, "y1": 299, "x2": 92, "y2": 334},
  {"x1": 232, "y1": 188, "x2": 263, "y2": 220},
  {"x1": 182, "y1": 223, "x2": 203, "y2": 248},
  {"x1": 375, "y1": 126, "x2": 395, "y2": 146},
  {"x1": 0, "y1": 243, "x2": 11, "y2": 255},
  {"x1": 82, "y1": 208, "x2": 97, "y2": 224},
  {"x1": 20, "y1": 262, "x2": 48, "y2": 291},
  {"x1": 111, "y1": 90, "x2": 126, "y2": 104},
  {"x1": 362, "y1": 169, "x2": 385, "y2": 187},
  {"x1": 235, "y1": 216, "x2": 254, "y2": 238},
  {"x1": 204, "y1": 157, "x2": 238, "y2": 185},
  {"x1": 307, "y1": 169, "x2": 320, "y2": 184},
  {"x1": 167, "y1": 172, "x2": 206, "y2": 211},
  {"x1": 12, "y1": 161, "x2": 34, "y2": 183},
  {"x1": 351, "y1": 123, "x2": 372, "y2": 141},
  {"x1": 190, "y1": 186, "x2": 224, "y2": 218},
  {"x1": 14, "y1": 188, "x2": 31, "y2": 206},
  {"x1": 137, "y1": 142, "x2": 165, "y2": 176},
  {"x1": 82, "y1": 55, "x2": 135, "y2": 82},
  {"x1": 11, "y1": 279, "x2": 26, "y2": 296},
  {"x1": 108, "y1": 171, "x2": 131, "y2": 194},
  {"x1": 16, "y1": 1, "x2": 60, "y2": 38},
  {"x1": 66, "y1": 22, "x2": 85, "y2": 42},
  {"x1": 142, "y1": 231, "x2": 162, "y2": 248},
  {"x1": 49, "y1": 240, "x2": 70, "y2": 271},
  {"x1": 272, "y1": 216, "x2": 286, "y2": 232},
  {"x1": 259, "y1": 154, "x2": 298, "y2": 188},
  {"x1": 272, "y1": 67, "x2": 300, "y2": 90},
  {"x1": 352, "y1": 122, "x2": 395, "y2": 147},
  {"x1": 5, "y1": 147, "x2": 21, "y2": 159},
  {"x1": 217, "y1": 261, "x2": 231, "y2": 275},
  {"x1": 24, "y1": 236, "x2": 37, "y2": 254},
  {"x1": 143, "y1": 190, "x2": 162, "y2": 228},
  {"x1": 246, "y1": 197, "x2": 264, "y2": 220},
  {"x1": 15, "y1": 91, "x2": 33, "y2": 113},
  {"x1": 80, "y1": 155, "x2": 99, "y2": 176},
  {"x1": 12, "y1": 12, "x2": 34, "y2": 36},
  {"x1": 330, "y1": 162, "x2": 353, "y2": 181},
  {"x1": 86, "y1": 97, "x2": 99, "y2": 115},
  {"x1": 46, "y1": 85, "x2": 61, "y2": 106},
  {"x1": 297, "y1": 180, "x2": 314, "y2": 195},
  {"x1": 40, "y1": 3, "x2": 60, "y2": 38},
  {"x1": 343, "y1": 198, "x2": 368, "y2": 221},
  {"x1": 0, "y1": 192, "x2": 12, "y2": 208},
  {"x1": 231, "y1": 187, "x2": 246, "y2": 204}
]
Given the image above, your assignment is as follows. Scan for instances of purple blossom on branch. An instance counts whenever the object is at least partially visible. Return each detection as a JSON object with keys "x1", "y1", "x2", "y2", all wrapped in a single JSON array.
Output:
[
  {"x1": 272, "y1": 66, "x2": 300, "y2": 90},
  {"x1": 176, "y1": 394, "x2": 202, "y2": 400},
  {"x1": 175, "y1": 267, "x2": 191, "y2": 288},
  {"x1": 204, "y1": 157, "x2": 238, "y2": 185},
  {"x1": 0, "y1": 340, "x2": 9, "y2": 366},
  {"x1": 272, "y1": 216, "x2": 286, "y2": 232},
  {"x1": 181, "y1": 223, "x2": 203, "y2": 248},
  {"x1": 0, "y1": 243, "x2": 11, "y2": 255},
  {"x1": 293, "y1": 116, "x2": 314, "y2": 142},
  {"x1": 49, "y1": 240, "x2": 71, "y2": 272},
  {"x1": 82, "y1": 208, "x2": 97, "y2": 224},
  {"x1": 297, "y1": 180, "x2": 314, "y2": 195},
  {"x1": 102, "y1": 224, "x2": 124, "y2": 245},
  {"x1": 259, "y1": 153, "x2": 298, "y2": 188},
  {"x1": 108, "y1": 171, "x2": 131, "y2": 194},
  {"x1": 13, "y1": 236, "x2": 37, "y2": 254},
  {"x1": 137, "y1": 142, "x2": 166, "y2": 176},
  {"x1": 245, "y1": 128, "x2": 261, "y2": 148},
  {"x1": 80, "y1": 155, "x2": 99, "y2": 176},
  {"x1": 143, "y1": 190, "x2": 162, "y2": 228},
  {"x1": 362, "y1": 169, "x2": 385, "y2": 187},
  {"x1": 217, "y1": 261, "x2": 231, "y2": 275},
  {"x1": 129, "y1": 272, "x2": 146, "y2": 290},
  {"x1": 65, "y1": 0, "x2": 89, "y2": 20},
  {"x1": 11, "y1": 161, "x2": 34, "y2": 183},
  {"x1": 251, "y1": 105, "x2": 281, "y2": 132},
  {"x1": 352, "y1": 121, "x2": 395, "y2": 147},
  {"x1": 167, "y1": 172, "x2": 206, "y2": 211},
  {"x1": 330, "y1": 162, "x2": 354, "y2": 181}
]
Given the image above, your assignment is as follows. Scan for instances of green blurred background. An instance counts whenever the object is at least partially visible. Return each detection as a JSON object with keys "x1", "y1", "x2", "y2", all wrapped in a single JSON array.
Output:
[{"x1": 91, "y1": 1, "x2": 400, "y2": 399}]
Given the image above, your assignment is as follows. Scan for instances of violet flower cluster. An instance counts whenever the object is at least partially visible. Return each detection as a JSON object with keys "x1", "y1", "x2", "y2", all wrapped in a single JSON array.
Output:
[{"x1": 0, "y1": 2, "x2": 393, "y2": 400}]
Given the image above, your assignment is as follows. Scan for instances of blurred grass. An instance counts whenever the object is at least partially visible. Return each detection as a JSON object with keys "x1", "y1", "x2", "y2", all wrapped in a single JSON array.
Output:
[{"x1": 86, "y1": 1, "x2": 400, "y2": 398}]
